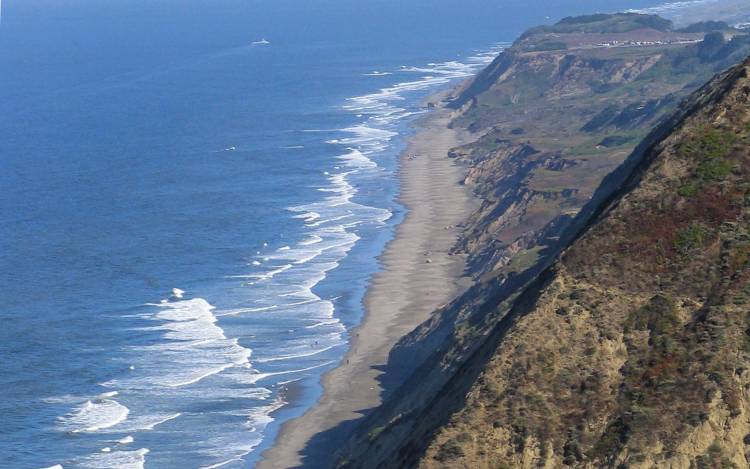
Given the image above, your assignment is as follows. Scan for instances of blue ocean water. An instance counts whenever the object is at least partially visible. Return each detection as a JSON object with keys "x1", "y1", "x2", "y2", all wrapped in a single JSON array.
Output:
[{"x1": 0, "y1": 0, "x2": 677, "y2": 467}]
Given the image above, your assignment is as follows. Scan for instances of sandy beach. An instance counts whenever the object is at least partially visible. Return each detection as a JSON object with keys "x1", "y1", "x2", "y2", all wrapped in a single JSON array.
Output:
[{"x1": 257, "y1": 106, "x2": 477, "y2": 468}]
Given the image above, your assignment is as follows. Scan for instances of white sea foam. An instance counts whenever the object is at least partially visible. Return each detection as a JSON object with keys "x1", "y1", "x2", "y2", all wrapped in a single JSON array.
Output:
[
  {"x1": 628, "y1": 0, "x2": 719, "y2": 16},
  {"x1": 216, "y1": 305, "x2": 279, "y2": 316},
  {"x1": 253, "y1": 343, "x2": 340, "y2": 363},
  {"x1": 90, "y1": 412, "x2": 182, "y2": 434},
  {"x1": 292, "y1": 211, "x2": 320, "y2": 222},
  {"x1": 217, "y1": 297, "x2": 321, "y2": 317},
  {"x1": 77, "y1": 294, "x2": 257, "y2": 469},
  {"x1": 165, "y1": 364, "x2": 235, "y2": 388},
  {"x1": 59, "y1": 398, "x2": 130, "y2": 433},
  {"x1": 126, "y1": 413, "x2": 182, "y2": 431},
  {"x1": 229, "y1": 263, "x2": 293, "y2": 281},
  {"x1": 241, "y1": 361, "x2": 336, "y2": 385},
  {"x1": 201, "y1": 458, "x2": 243, "y2": 469},
  {"x1": 78, "y1": 448, "x2": 149, "y2": 469},
  {"x1": 338, "y1": 148, "x2": 378, "y2": 169},
  {"x1": 306, "y1": 213, "x2": 354, "y2": 227},
  {"x1": 246, "y1": 393, "x2": 286, "y2": 429},
  {"x1": 299, "y1": 234, "x2": 323, "y2": 245},
  {"x1": 305, "y1": 319, "x2": 340, "y2": 329},
  {"x1": 114, "y1": 320, "x2": 249, "y2": 387}
]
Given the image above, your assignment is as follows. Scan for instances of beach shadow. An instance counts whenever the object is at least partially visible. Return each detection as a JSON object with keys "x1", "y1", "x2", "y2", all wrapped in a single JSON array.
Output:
[{"x1": 289, "y1": 361, "x2": 411, "y2": 468}]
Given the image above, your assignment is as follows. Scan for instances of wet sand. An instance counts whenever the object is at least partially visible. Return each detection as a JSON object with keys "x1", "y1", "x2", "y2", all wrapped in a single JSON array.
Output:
[{"x1": 258, "y1": 106, "x2": 476, "y2": 469}]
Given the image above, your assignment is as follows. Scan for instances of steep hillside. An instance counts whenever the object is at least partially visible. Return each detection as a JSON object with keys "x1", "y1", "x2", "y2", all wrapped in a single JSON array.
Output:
[
  {"x1": 364, "y1": 13, "x2": 750, "y2": 418},
  {"x1": 447, "y1": 14, "x2": 750, "y2": 280},
  {"x1": 336, "y1": 51, "x2": 750, "y2": 469}
]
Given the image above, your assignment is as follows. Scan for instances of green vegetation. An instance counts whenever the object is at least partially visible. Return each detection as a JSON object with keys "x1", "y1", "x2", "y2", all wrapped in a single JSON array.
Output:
[
  {"x1": 434, "y1": 439, "x2": 465, "y2": 462},
  {"x1": 560, "y1": 13, "x2": 672, "y2": 31},
  {"x1": 682, "y1": 126, "x2": 736, "y2": 161},
  {"x1": 674, "y1": 222, "x2": 711, "y2": 255},
  {"x1": 696, "y1": 157, "x2": 733, "y2": 181},
  {"x1": 677, "y1": 181, "x2": 699, "y2": 197},
  {"x1": 528, "y1": 40, "x2": 568, "y2": 52},
  {"x1": 639, "y1": 34, "x2": 750, "y2": 81},
  {"x1": 367, "y1": 426, "x2": 385, "y2": 441},
  {"x1": 506, "y1": 246, "x2": 543, "y2": 274},
  {"x1": 523, "y1": 13, "x2": 673, "y2": 38},
  {"x1": 625, "y1": 295, "x2": 680, "y2": 349},
  {"x1": 695, "y1": 441, "x2": 737, "y2": 468},
  {"x1": 582, "y1": 105, "x2": 620, "y2": 132},
  {"x1": 677, "y1": 21, "x2": 732, "y2": 33},
  {"x1": 678, "y1": 126, "x2": 737, "y2": 197},
  {"x1": 598, "y1": 135, "x2": 634, "y2": 147},
  {"x1": 590, "y1": 417, "x2": 629, "y2": 462}
]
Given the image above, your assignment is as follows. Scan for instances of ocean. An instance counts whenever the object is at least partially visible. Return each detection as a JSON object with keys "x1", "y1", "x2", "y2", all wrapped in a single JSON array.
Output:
[{"x1": 0, "y1": 0, "x2": 676, "y2": 467}]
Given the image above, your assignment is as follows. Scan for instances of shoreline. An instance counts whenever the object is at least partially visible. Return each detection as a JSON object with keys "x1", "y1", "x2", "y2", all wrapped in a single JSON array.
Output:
[{"x1": 257, "y1": 103, "x2": 478, "y2": 468}]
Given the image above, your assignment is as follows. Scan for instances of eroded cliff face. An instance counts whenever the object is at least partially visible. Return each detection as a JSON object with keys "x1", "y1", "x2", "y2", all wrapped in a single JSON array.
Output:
[{"x1": 335, "y1": 48, "x2": 750, "y2": 469}]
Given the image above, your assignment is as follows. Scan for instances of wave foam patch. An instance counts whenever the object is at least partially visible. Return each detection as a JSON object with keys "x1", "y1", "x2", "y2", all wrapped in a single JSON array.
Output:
[
  {"x1": 628, "y1": 0, "x2": 719, "y2": 16},
  {"x1": 253, "y1": 343, "x2": 340, "y2": 363},
  {"x1": 109, "y1": 298, "x2": 252, "y2": 389},
  {"x1": 59, "y1": 398, "x2": 130, "y2": 433},
  {"x1": 77, "y1": 448, "x2": 149, "y2": 469},
  {"x1": 338, "y1": 148, "x2": 378, "y2": 169},
  {"x1": 241, "y1": 361, "x2": 336, "y2": 385}
]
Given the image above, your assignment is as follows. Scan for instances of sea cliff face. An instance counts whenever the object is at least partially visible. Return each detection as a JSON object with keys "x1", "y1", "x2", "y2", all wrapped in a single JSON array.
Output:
[{"x1": 333, "y1": 14, "x2": 750, "y2": 469}]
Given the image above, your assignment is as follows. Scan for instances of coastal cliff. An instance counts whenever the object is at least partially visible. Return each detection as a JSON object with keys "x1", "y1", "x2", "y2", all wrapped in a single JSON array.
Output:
[
  {"x1": 449, "y1": 13, "x2": 750, "y2": 280},
  {"x1": 376, "y1": 13, "x2": 750, "y2": 398},
  {"x1": 417, "y1": 55, "x2": 750, "y2": 469},
  {"x1": 333, "y1": 14, "x2": 750, "y2": 469}
]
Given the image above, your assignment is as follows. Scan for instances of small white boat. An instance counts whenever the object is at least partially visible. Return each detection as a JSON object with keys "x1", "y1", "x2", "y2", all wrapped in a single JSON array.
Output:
[{"x1": 252, "y1": 39, "x2": 270, "y2": 46}]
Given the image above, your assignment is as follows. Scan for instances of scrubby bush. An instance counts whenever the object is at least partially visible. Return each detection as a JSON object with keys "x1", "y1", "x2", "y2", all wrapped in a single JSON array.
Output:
[{"x1": 674, "y1": 222, "x2": 711, "y2": 255}]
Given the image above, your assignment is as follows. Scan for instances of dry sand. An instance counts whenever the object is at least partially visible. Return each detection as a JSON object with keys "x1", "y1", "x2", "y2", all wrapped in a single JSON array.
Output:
[{"x1": 258, "y1": 107, "x2": 477, "y2": 469}]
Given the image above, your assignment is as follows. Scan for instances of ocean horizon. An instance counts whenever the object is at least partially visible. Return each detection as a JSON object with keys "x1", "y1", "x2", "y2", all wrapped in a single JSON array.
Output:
[{"x1": 0, "y1": 0, "x2": 689, "y2": 467}]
